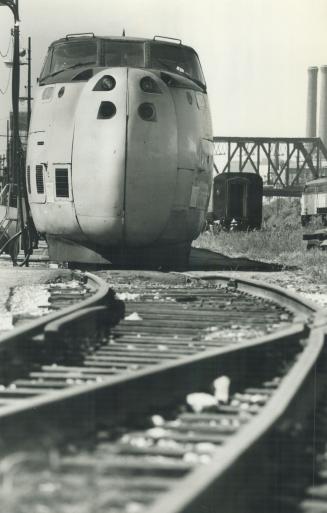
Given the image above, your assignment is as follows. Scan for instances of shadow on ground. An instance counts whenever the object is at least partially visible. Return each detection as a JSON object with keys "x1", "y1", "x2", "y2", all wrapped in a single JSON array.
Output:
[
  {"x1": 187, "y1": 248, "x2": 293, "y2": 272},
  {"x1": 74, "y1": 248, "x2": 294, "y2": 273}
]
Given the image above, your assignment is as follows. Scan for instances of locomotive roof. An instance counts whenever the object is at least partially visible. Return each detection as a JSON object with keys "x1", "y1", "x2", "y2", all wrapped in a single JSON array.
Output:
[
  {"x1": 48, "y1": 35, "x2": 194, "y2": 52},
  {"x1": 214, "y1": 172, "x2": 263, "y2": 182}
]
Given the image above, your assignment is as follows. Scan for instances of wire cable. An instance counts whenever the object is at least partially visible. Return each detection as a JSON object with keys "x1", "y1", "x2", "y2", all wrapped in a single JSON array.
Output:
[
  {"x1": 0, "y1": 34, "x2": 13, "y2": 94},
  {"x1": 0, "y1": 66, "x2": 12, "y2": 95},
  {"x1": 0, "y1": 229, "x2": 22, "y2": 257},
  {"x1": 0, "y1": 35, "x2": 13, "y2": 58}
]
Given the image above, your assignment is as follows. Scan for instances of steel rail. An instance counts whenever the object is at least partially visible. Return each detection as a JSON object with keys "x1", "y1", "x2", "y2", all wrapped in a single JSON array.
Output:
[
  {"x1": 0, "y1": 321, "x2": 306, "y2": 433},
  {"x1": 0, "y1": 273, "x2": 324, "y2": 458},
  {"x1": 0, "y1": 271, "x2": 115, "y2": 351},
  {"x1": 146, "y1": 322, "x2": 326, "y2": 513},
  {"x1": 0, "y1": 272, "x2": 325, "y2": 512},
  {"x1": 182, "y1": 272, "x2": 322, "y2": 316}
]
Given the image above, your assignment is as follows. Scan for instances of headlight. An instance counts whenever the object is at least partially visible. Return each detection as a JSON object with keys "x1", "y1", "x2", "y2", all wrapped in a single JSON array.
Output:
[
  {"x1": 138, "y1": 103, "x2": 157, "y2": 122},
  {"x1": 97, "y1": 101, "x2": 117, "y2": 119},
  {"x1": 93, "y1": 75, "x2": 116, "y2": 91},
  {"x1": 140, "y1": 76, "x2": 161, "y2": 94}
]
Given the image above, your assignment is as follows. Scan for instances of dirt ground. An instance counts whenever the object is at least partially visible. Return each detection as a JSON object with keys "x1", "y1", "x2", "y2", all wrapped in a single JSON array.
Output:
[{"x1": 216, "y1": 269, "x2": 327, "y2": 309}]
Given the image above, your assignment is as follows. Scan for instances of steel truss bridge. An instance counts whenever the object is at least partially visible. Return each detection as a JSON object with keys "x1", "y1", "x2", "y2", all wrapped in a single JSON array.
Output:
[{"x1": 213, "y1": 137, "x2": 327, "y2": 196}]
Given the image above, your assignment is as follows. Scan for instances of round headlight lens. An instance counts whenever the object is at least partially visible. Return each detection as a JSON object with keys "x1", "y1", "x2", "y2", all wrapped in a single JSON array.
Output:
[
  {"x1": 138, "y1": 103, "x2": 156, "y2": 122},
  {"x1": 101, "y1": 75, "x2": 116, "y2": 90},
  {"x1": 140, "y1": 76, "x2": 161, "y2": 94},
  {"x1": 93, "y1": 75, "x2": 116, "y2": 91}
]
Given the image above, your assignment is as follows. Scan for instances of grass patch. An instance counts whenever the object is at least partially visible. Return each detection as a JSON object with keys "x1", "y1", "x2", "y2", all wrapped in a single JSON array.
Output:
[{"x1": 194, "y1": 198, "x2": 327, "y2": 282}]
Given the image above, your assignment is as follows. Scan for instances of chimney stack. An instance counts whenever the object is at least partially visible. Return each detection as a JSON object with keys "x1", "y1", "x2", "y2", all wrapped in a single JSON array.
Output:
[
  {"x1": 306, "y1": 66, "x2": 318, "y2": 138},
  {"x1": 319, "y1": 65, "x2": 327, "y2": 148}
]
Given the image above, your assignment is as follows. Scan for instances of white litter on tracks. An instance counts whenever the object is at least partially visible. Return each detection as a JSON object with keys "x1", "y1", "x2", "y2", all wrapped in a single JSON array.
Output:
[{"x1": 125, "y1": 312, "x2": 143, "y2": 321}]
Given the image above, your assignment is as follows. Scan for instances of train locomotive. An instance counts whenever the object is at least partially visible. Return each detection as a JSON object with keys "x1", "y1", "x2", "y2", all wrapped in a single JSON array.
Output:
[{"x1": 26, "y1": 34, "x2": 213, "y2": 266}]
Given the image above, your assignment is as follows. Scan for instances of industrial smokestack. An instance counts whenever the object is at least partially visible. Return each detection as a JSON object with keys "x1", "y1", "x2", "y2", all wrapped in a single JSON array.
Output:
[
  {"x1": 306, "y1": 66, "x2": 318, "y2": 138},
  {"x1": 319, "y1": 66, "x2": 327, "y2": 148},
  {"x1": 319, "y1": 65, "x2": 327, "y2": 148}
]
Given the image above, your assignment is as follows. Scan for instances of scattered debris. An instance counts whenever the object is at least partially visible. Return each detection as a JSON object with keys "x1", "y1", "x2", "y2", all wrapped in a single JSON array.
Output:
[
  {"x1": 213, "y1": 376, "x2": 231, "y2": 403},
  {"x1": 116, "y1": 292, "x2": 140, "y2": 301},
  {"x1": 151, "y1": 415, "x2": 165, "y2": 427},
  {"x1": 186, "y1": 392, "x2": 218, "y2": 413},
  {"x1": 125, "y1": 312, "x2": 143, "y2": 321}
]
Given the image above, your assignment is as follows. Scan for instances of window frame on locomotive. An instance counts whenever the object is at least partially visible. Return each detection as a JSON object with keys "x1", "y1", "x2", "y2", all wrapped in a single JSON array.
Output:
[{"x1": 39, "y1": 37, "x2": 206, "y2": 90}]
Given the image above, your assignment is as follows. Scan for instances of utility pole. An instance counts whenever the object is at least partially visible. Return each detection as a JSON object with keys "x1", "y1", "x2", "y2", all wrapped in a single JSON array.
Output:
[
  {"x1": 13, "y1": 5, "x2": 20, "y2": 185},
  {"x1": 6, "y1": 119, "x2": 10, "y2": 184},
  {"x1": 27, "y1": 36, "x2": 31, "y2": 129},
  {"x1": 0, "y1": 0, "x2": 26, "y2": 262},
  {"x1": 0, "y1": 1, "x2": 20, "y2": 182},
  {"x1": 0, "y1": 0, "x2": 36, "y2": 264}
]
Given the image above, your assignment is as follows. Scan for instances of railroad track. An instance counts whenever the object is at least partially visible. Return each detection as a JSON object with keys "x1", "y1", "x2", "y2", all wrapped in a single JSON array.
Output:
[
  {"x1": 286, "y1": 391, "x2": 327, "y2": 513},
  {"x1": 0, "y1": 269, "x2": 94, "y2": 335},
  {"x1": 0, "y1": 270, "x2": 326, "y2": 513},
  {"x1": 248, "y1": 352, "x2": 327, "y2": 513}
]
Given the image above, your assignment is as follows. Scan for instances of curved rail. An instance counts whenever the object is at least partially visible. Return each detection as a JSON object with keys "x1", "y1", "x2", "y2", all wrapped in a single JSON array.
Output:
[
  {"x1": 0, "y1": 271, "x2": 114, "y2": 348},
  {"x1": 0, "y1": 274, "x2": 323, "y2": 424},
  {"x1": 147, "y1": 322, "x2": 326, "y2": 513},
  {"x1": 183, "y1": 271, "x2": 321, "y2": 316},
  {"x1": 0, "y1": 271, "x2": 326, "y2": 512}
]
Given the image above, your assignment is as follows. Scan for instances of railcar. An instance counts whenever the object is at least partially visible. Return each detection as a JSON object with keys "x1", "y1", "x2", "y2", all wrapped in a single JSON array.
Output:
[
  {"x1": 301, "y1": 177, "x2": 327, "y2": 226},
  {"x1": 26, "y1": 33, "x2": 213, "y2": 266},
  {"x1": 211, "y1": 172, "x2": 263, "y2": 230}
]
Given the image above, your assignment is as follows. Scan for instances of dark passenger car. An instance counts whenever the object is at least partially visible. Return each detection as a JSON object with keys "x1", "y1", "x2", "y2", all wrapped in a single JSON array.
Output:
[{"x1": 212, "y1": 172, "x2": 263, "y2": 230}]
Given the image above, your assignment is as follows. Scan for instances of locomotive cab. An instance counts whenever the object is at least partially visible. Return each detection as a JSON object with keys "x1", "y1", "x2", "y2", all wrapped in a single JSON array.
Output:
[{"x1": 27, "y1": 34, "x2": 213, "y2": 266}]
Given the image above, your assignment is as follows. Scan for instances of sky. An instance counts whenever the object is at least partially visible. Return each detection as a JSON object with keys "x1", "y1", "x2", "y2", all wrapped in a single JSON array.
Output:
[{"x1": 0, "y1": 0, "x2": 327, "y2": 153}]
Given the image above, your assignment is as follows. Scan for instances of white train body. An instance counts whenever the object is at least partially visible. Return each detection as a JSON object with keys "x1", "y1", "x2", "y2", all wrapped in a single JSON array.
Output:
[
  {"x1": 26, "y1": 35, "x2": 213, "y2": 265},
  {"x1": 301, "y1": 177, "x2": 327, "y2": 225}
]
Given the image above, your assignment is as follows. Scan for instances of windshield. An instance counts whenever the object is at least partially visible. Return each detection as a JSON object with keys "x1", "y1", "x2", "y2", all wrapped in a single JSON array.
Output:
[
  {"x1": 103, "y1": 41, "x2": 145, "y2": 67},
  {"x1": 46, "y1": 40, "x2": 97, "y2": 76},
  {"x1": 149, "y1": 43, "x2": 205, "y2": 86},
  {"x1": 39, "y1": 38, "x2": 206, "y2": 88}
]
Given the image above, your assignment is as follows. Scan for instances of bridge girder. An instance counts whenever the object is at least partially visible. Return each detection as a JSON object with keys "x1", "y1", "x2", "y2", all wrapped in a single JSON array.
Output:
[{"x1": 213, "y1": 137, "x2": 327, "y2": 195}]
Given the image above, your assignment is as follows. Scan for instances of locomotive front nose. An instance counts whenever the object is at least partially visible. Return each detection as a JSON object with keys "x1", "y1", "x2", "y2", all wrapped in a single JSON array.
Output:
[
  {"x1": 124, "y1": 68, "x2": 178, "y2": 245},
  {"x1": 72, "y1": 67, "x2": 177, "y2": 249},
  {"x1": 72, "y1": 68, "x2": 128, "y2": 245}
]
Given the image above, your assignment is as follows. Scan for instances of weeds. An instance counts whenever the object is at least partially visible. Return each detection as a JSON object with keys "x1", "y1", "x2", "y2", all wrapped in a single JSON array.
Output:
[{"x1": 194, "y1": 198, "x2": 327, "y2": 282}]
